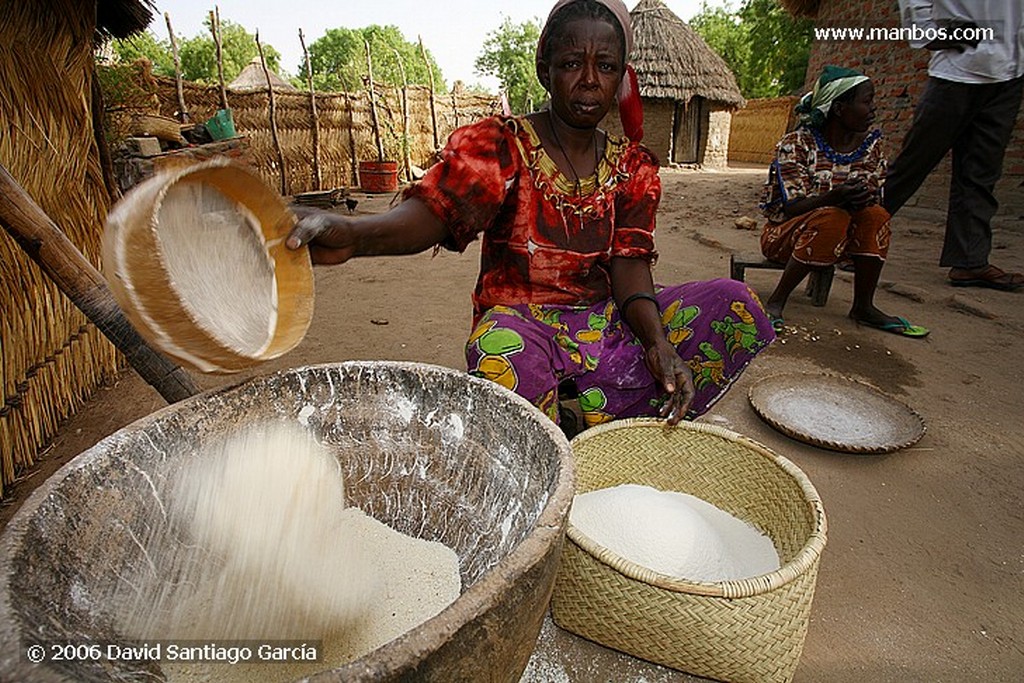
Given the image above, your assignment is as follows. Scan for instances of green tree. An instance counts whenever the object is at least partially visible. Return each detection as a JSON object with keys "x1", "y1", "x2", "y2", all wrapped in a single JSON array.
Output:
[
  {"x1": 740, "y1": 0, "x2": 813, "y2": 97},
  {"x1": 178, "y1": 18, "x2": 283, "y2": 84},
  {"x1": 690, "y1": 0, "x2": 812, "y2": 99},
  {"x1": 475, "y1": 17, "x2": 546, "y2": 114},
  {"x1": 303, "y1": 26, "x2": 445, "y2": 93},
  {"x1": 111, "y1": 31, "x2": 175, "y2": 77}
]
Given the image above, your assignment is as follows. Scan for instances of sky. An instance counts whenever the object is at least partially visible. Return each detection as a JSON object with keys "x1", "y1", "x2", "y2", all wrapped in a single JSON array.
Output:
[{"x1": 145, "y1": 0, "x2": 709, "y2": 90}]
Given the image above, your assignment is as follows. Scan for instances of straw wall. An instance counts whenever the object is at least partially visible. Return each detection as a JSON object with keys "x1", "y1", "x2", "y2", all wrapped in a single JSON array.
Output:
[
  {"x1": 0, "y1": 3, "x2": 121, "y2": 499},
  {"x1": 142, "y1": 68, "x2": 501, "y2": 196},
  {"x1": 728, "y1": 97, "x2": 799, "y2": 166}
]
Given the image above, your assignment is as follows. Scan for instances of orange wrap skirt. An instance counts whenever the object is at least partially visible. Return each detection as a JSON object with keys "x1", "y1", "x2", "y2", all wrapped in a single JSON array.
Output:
[{"x1": 761, "y1": 205, "x2": 891, "y2": 266}]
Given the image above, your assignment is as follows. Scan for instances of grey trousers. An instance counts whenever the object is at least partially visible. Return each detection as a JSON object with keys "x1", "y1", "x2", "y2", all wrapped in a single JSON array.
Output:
[{"x1": 883, "y1": 75, "x2": 1023, "y2": 269}]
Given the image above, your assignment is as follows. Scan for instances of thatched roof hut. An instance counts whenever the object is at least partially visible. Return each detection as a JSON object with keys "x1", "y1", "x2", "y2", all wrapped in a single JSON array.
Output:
[
  {"x1": 0, "y1": 0, "x2": 154, "y2": 498},
  {"x1": 630, "y1": 0, "x2": 744, "y2": 109},
  {"x1": 624, "y1": 0, "x2": 744, "y2": 167},
  {"x1": 228, "y1": 57, "x2": 298, "y2": 93}
]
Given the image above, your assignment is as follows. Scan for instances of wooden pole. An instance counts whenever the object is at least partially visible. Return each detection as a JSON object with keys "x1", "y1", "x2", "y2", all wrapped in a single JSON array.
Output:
[
  {"x1": 346, "y1": 94, "x2": 357, "y2": 185},
  {"x1": 90, "y1": 65, "x2": 120, "y2": 203},
  {"x1": 418, "y1": 36, "x2": 440, "y2": 155},
  {"x1": 364, "y1": 39, "x2": 386, "y2": 162},
  {"x1": 256, "y1": 31, "x2": 288, "y2": 197},
  {"x1": 165, "y1": 11, "x2": 189, "y2": 123},
  {"x1": 210, "y1": 7, "x2": 228, "y2": 111},
  {"x1": 299, "y1": 28, "x2": 322, "y2": 191},
  {"x1": 393, "y1": 49, "x2": 412, "y2": 182},
  {"x1": 0, "y1": 164, "x2": 199, "y2": 404}
]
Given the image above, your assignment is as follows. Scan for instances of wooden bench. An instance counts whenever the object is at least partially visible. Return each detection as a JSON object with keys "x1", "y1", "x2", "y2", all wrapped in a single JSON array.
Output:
[{"x1": 729, "y1": 252, "x2": 834, "y2": 307}]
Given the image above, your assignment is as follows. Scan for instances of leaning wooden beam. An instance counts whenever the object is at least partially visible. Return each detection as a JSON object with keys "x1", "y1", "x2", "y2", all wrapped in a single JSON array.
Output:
[
  {"x1": 0, "y1": 164, "x2": 199, "y2": 404},
  {"x1": 299, "y1": 28, "x2": 322, "y2": 191},
  {"x1": 419, "y1": 36, "x2": 440, "y2": 155},
  {"x1": 210, "y1": 7, "x2": 228, "y2": 111},
  {"x1": 165, "y1": 11, "x2": 190, "y2": 123},
  {"x1": 256, "y1": 31, "x2": 288, "y2": 197}
]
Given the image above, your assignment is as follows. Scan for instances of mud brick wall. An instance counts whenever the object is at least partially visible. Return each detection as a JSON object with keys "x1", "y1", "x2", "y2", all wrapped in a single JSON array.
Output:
[
  {"x1": 806, "y1": 0, "x2": 1023, "y2": 227},
  {"x1": 703, "y1": 109, "x2": 732, "y2": 169}
]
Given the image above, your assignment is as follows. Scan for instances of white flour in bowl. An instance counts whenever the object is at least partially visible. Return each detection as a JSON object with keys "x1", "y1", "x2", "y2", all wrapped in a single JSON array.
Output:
[
  {"x1": 111, "y1": 422, "x2": 461, "y2": 682},
  {"x1": 570, "y1": 484, "x2": 779, "y2": 582}
]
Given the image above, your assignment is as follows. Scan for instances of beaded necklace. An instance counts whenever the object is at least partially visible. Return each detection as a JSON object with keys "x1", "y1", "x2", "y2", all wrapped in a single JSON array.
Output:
[{"x1": 811, "y1": 127, "x2": 881, "y2": 165}]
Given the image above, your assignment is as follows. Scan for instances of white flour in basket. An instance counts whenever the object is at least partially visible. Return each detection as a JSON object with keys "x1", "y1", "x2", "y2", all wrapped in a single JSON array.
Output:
[{"x1": 570, "y1": 484, "x2": 780, "y2": 582}]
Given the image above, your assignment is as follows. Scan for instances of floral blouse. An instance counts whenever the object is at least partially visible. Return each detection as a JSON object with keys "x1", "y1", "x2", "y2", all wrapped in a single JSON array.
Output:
[
  {"x1": 760, "y1": 127, "x2": 885, "y2": 223},
  {"x1": 404, "y1": 116, "x2": 661, "y2": 317}
]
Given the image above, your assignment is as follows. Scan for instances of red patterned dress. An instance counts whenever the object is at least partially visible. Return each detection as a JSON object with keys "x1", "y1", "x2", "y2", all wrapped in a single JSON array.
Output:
[{"x1": 405, "y1": 116, "x2": 774, "y2": 426}]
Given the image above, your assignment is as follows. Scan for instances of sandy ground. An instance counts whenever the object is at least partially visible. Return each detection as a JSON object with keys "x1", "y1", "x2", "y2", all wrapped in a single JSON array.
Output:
[{"x1": 3, "y1": 166, "x2": 1023, "y2": 681}]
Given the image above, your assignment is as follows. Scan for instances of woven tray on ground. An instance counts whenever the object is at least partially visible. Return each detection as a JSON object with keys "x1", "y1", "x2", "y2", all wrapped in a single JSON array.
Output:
[
  {"x1": 551, "y1": 419, "x2": 827, "y2": 683},
  {"x1": 748, "y1": 372, "x2": 925, "y2": 454}
]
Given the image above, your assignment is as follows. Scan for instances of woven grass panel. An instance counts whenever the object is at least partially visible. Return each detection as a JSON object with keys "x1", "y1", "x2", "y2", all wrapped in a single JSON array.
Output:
[
  {"x1": 123, "y1": 61, "x2": 502, "y2": 196},
  {"x1": 0, "y1": 1, "x2": 121, "y2": 499},
  {"x1": 729, "y1": 96, "x2": 799, "y2": 166}
]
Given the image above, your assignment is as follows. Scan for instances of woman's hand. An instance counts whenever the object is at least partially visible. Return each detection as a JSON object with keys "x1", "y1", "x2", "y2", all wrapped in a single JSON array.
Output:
[
  {"x1": 644, "y1": 339, "x2": 696, "y2": 425},
  {"x1": 831, "y1": 178, "x2": 873, "y2": 211},
  {"x1": 286, "y1": 208, "x2": 358, "y2": 265}
]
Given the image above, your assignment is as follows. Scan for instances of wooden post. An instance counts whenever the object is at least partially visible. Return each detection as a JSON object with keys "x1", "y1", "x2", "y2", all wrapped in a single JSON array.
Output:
[
  {"x1": 299, "y1": 28, "x2": 322, "y2": 191},
  {"x1": 346, "y1": 94, "x2": 357, "y2": 186},
  {"x1": 418, "y1": 36, "x2": 440, "y2": 155},
  {"x1": 165, "y1": 12, "x2": 189, "y2": 123},
  {"x1": 364, "y1": 39, "x2": 386, "y2": 162},
  {"x1": 90, "y1": 65, "x2": 119, "y2": 203},
  {"x1": 210, "y1": 7, "x2": 228, "y2": 111},
  {"x1": 256, "y1": 31, "x2": 288, "y2": 197},
  {"x1": 393, "y1": 49, "x2": 412, "y2": 182},
  {"x1": 0, "y1": 164, "x2": 199, "y2": 404}
]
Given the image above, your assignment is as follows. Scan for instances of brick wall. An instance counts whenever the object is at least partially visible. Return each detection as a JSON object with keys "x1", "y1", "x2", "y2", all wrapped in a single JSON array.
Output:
[{"x1": 806, "y1": 0, "x2": 1023, "y2": 227}]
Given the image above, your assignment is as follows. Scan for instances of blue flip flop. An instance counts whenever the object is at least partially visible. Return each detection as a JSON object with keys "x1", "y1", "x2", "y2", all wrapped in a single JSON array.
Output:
[{"x1": 858, "y1": 315, "x2": 929, "y2": 338}]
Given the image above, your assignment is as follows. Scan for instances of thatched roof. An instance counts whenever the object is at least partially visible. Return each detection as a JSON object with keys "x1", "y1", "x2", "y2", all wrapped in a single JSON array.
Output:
[
  {"x1": 629, "y1": 0, "x2": 744, "y2": 108},
  {"x1": 97, "y1": 0, "x2": 155, "y2": 40},
  {"x1": 228, "y1": 58, "x2": 298, "y2": 93},
  {"x1": 778, "y1": 0, "x2": 822, "y2": 18}
]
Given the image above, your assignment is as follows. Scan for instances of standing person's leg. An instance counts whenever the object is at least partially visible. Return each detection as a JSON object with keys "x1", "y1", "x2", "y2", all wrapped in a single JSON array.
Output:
[
  {"x1": 883, "y1": 78, "x2": 972, "y2": 215},
  {"x1": 943, "y1": 76, "x2": 1024, "y2": 288}
]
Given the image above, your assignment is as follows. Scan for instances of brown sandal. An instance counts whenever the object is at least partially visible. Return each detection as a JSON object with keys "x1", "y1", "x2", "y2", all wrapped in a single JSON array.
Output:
[{"x1": 948, "y1": 265, "x2": 1024, "y2": 292}]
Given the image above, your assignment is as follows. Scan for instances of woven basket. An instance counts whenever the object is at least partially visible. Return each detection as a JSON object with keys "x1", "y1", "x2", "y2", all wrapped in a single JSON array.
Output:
[
  {"x1": 102, "y1": 158, "x2": 313, "y2": 373},
  {"x1": 551, "y1": 419, "x2": 827, "y2": 683}
]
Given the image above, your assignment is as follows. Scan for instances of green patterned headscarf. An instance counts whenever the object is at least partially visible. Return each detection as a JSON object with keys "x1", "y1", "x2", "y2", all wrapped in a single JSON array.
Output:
[{"x1": 795, "y1": 65, "x2": 869, "y2": 129}]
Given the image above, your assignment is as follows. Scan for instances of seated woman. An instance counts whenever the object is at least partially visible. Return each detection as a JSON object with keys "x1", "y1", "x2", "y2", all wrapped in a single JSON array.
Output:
[
  {"x1": 759, "y1": 66, "x2": 929, "y2": 338},
  {"x1": 287, "y1": 0, "x2": 775, "y2": 432}
]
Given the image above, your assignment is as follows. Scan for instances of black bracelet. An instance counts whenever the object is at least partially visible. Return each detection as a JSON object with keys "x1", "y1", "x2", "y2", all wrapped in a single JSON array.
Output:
[{"x1": 620, "y1": 291, "x2": 659, "y2": 315}]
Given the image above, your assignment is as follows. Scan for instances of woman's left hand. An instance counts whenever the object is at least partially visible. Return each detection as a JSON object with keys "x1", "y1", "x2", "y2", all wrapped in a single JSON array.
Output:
[{"x1": 644, "y1": 340, "x2": 696, "y2": 425}]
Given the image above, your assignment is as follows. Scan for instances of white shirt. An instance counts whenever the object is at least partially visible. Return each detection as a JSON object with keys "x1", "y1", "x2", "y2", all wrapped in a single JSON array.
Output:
[{"x1": 898, "y1": 0, "x2": 1024, "y2": 83}]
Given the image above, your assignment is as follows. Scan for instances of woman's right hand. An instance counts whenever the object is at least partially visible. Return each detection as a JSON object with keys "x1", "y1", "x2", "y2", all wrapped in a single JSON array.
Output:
[
  {"x1": 831, "y1": 178, "x2": 872, "y2": 211},
  {"x1": 286, "y1": 208, "x2": 358, "y2": 265}
]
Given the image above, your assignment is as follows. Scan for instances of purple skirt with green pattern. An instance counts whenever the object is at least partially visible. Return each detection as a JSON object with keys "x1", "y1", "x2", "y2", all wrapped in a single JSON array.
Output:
[{"x1": 465, "y1": 278, "x2": 776, "y2": 428}]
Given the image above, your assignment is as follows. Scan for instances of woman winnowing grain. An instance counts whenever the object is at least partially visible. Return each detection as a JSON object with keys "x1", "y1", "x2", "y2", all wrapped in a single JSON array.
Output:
[{"x1": 286, "y1": 0, "x2": 775, "y2": 434}]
